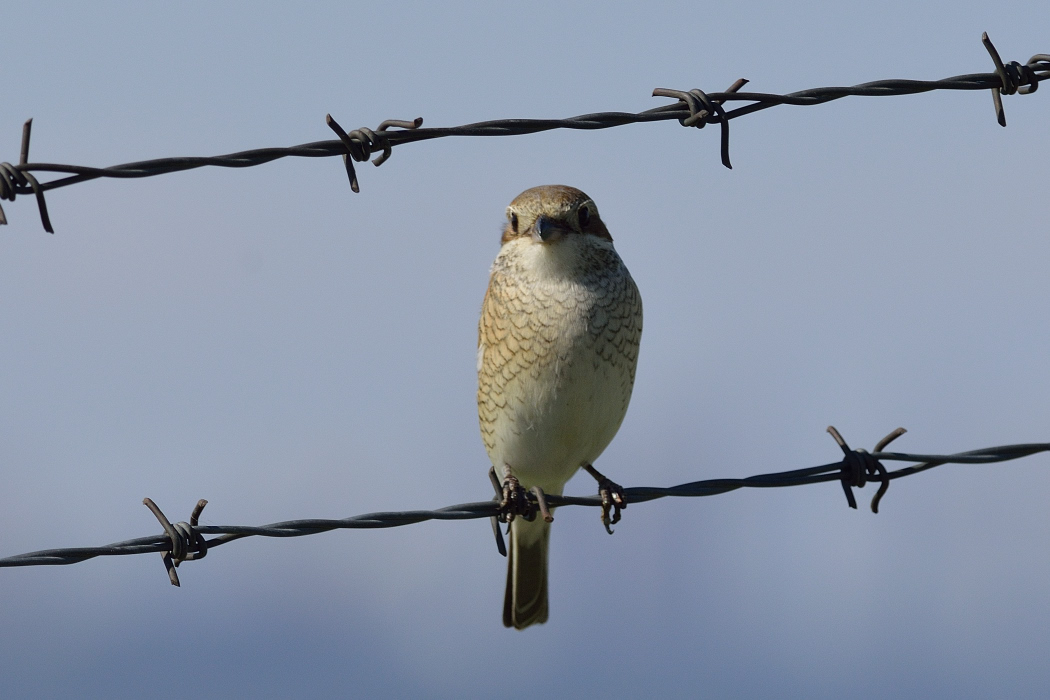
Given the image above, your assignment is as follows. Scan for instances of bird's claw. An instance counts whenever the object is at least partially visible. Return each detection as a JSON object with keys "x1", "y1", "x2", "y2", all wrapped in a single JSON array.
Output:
[
  {"x1": 582, "y1": 464, "x2": 626, "y2": 534},
  {"x1": 498, "y1": 474, "x2": 534, "y2": 523},
  {"x1": 596, "y1": 477, "x2": 626, "y2": 534}
]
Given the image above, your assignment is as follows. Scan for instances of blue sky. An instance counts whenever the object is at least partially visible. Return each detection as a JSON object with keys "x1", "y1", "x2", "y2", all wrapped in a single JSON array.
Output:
[{"x1": 2, "y1": 2, "x2": 1049, "y2": 698}]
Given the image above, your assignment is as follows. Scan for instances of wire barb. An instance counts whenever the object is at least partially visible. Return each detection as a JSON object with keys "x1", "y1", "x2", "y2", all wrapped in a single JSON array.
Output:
[
  {"x1": 826, "y1": 426, "x2": 902, "y2": 512},
  {"x1": 653, "y1": 78, "x2": 747, "y2": 169},
  {"x1": 488, "y1": 466, "x2": 508, "y2": 557},
  {"x1": 981, "y1": 32, "x2": 1044, "y2": 126},
  {"x1": 0, "y1": 119, "x2": 53, "y2": 233},
  {"x1": 142, "y1": 498, "x2": 209, "y2": 587},
  {"x1": 325, "y1": 114, "x2": 423, "y2": 193},
  {"x1": 530, "y1": 486, "x2": 555, "y2": 524}
]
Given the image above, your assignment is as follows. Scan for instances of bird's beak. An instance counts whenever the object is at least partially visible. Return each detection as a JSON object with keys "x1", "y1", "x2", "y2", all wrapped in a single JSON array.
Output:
[{"x1": 532, "y1": 215, "x2": 564, "y2": 243}]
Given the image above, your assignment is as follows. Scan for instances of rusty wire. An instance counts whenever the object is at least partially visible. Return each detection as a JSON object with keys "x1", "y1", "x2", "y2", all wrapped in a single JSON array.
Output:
[
  {"x1": 1, "y1": 33, "x2": 1046, "y2": 233},
  {"x1": 1, "y1": 428, "x2": 1047, "y2": 586}
]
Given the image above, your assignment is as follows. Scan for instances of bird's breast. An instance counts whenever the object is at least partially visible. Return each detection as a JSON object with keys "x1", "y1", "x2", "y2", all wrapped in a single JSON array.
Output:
[{"x1": 477, "y1": 242, "x2": 642, "y2": 492}]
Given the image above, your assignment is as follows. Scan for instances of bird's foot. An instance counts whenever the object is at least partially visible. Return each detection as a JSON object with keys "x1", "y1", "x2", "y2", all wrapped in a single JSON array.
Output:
[
  {"x1": 583, "y1": 464, "x2": 626, "y2": 534},
  {"x1": 497, "y1": 469, "x2": 534, "y2": 524}
]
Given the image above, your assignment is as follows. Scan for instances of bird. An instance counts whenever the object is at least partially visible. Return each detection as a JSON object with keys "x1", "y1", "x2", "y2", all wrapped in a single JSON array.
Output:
[{"x1": 477, "y1": 185, "x2": 642, "y2": 629}]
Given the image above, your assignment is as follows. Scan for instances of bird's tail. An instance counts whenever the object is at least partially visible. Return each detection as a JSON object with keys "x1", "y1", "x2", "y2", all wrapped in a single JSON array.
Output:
[{"x1": 504, "y1": 516, "x2": 550, "y2": 629}]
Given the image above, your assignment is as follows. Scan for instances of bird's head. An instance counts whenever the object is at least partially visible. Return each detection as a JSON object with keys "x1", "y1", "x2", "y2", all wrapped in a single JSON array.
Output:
[{"x1": 502, "y1": 185, "x2": 612, "y2": 246}]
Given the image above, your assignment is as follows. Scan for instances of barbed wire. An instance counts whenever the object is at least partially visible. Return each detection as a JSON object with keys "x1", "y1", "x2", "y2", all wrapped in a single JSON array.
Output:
[
  {"x1": 3, "y1": 32, "x2": 1049, "y2": 587},
  {"x1": 1, "y1": 33, "x2": 1046, "y2": 233},
  {"x1": 2, "y1": 427, "x2": 1048, "y2": 586}
]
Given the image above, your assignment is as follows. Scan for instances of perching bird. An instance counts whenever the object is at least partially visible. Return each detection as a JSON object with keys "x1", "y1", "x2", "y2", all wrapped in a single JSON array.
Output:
[{"x1": 477, "y1": 185, "x2": 642, "y2": 629}]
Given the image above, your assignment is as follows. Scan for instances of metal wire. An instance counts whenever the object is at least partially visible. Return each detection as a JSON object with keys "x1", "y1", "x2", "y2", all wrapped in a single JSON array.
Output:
[
  {"x1": 2, "y1": 32, "x2": 1048, "y2": 586},
  {"x1": 1, "y1": 33, "x2": 1046, "y2": 232},
  {"x1": 2, "y1": 428, "x2": 1048, "y2": 586}
]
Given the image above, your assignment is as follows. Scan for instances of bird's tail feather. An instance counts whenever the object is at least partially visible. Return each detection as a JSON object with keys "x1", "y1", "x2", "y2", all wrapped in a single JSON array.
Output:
[{"x1": 504, "y1": 517, "x2": 550, "y2": 629}]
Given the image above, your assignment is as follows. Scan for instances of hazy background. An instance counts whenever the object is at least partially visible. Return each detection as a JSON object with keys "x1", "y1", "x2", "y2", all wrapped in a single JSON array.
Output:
[{"x1": 3, "y1": 2, "x2": 1048, "y2": 697}]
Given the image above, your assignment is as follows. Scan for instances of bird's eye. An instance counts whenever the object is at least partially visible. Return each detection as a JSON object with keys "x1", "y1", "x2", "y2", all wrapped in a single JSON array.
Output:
[
  {"x1": 510, "y1": 212, "x2": 519, "y2": 232},
  {"x1": 578, "y1": 206, "x2": 590, "y2": 228}
]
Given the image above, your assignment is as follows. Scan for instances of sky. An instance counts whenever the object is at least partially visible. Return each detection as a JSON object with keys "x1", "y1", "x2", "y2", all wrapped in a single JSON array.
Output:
[{"x1": 2, "y1": 2, "x2": 1049, "y2": 698}]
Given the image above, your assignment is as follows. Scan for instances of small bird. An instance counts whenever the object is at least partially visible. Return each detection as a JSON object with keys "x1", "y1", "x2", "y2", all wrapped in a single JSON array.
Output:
[{"x1": 477, "y1": 185, "x2": 642, "y2": 629}]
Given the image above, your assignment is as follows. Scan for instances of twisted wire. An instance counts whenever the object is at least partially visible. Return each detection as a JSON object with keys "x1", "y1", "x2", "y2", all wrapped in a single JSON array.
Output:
[
  {"x1": 1, "y1": 34, "x2": 1045, "y2": 232},
  {"x1": 2, "y1": 431, "x2": 1048, "y2": 586}
]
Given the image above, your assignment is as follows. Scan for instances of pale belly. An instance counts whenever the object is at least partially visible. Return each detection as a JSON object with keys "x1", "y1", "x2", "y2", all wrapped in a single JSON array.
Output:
[
  {"x1": 483, "y1": 328, "x2": 635, "y2": 494},
  {"x1": 478, "y1": 237, "x2": 642, "y2": 495}
]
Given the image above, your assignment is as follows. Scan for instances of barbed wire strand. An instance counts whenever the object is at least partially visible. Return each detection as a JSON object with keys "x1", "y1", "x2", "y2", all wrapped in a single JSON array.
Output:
[
  {"x1": 2, "y1": 427, "x2": 1048, "y2": 586},
  {"x1": 1, "y1": 33, "x2": 1046, "y2": 233}
]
